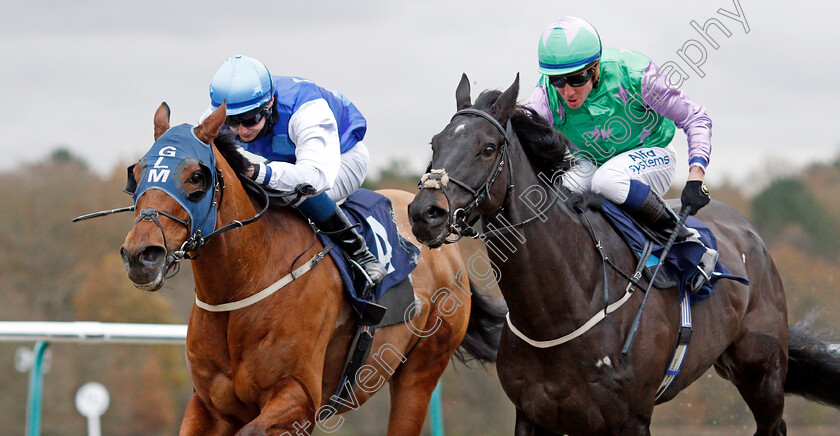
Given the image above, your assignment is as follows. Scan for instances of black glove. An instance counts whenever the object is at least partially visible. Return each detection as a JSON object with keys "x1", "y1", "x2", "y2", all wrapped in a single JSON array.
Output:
[{"x1": 680, "y1": 180, "x2": 710, "y2": 215}]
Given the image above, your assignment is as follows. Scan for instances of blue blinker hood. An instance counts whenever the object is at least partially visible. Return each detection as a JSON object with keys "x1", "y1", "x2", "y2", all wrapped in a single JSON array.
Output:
[{"x1": 131, "y1": 124, "x2": 218, "y2": 237}]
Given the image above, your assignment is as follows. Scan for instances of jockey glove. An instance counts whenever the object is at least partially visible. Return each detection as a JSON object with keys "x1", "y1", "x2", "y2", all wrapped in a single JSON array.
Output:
[{"x1": 680, "y1": 180, "x2": 710, "y2": 215}]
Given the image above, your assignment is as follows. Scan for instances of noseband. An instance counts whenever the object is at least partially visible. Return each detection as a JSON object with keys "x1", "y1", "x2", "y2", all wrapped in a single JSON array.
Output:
[
  {"x1": 131, "y1": 171, "x2": 277, "y2": 278},
  {"x1": 419, "y1": 108, "x2": 513, "y2": 243}
]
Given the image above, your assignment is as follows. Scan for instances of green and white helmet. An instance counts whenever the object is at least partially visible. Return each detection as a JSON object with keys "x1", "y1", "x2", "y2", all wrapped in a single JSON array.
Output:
[{"x1": 537, "y1": 17, "x2": 602, "y2": 76}]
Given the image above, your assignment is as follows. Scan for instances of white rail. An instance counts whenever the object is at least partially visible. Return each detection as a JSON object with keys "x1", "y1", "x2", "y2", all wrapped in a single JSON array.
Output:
[{"x1": 0, "y1": 322, "x2": 186, "y2": 345}]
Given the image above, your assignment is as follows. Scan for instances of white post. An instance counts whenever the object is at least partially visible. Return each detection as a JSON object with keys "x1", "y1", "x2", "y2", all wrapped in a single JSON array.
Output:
[{"x1": 75, "y1": 382, "x2": 110, "y2": 436}]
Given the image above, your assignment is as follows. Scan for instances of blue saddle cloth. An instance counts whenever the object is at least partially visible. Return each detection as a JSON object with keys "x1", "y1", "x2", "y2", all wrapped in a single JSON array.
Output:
[
  {"x1": 599, "y1": 201, "x2": 748, "y2": 303},
  {"x1": 317, "y1": 189, "x2": 420, "y2": 315}
]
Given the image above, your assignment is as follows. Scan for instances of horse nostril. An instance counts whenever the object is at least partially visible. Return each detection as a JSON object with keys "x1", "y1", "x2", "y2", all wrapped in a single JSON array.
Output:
[
  {"x1": 426, "y1": 206, "x2": 447, "y2": 222},
  {"x1": 138, "y1": 246, "x2": 166, "y2": 266}
]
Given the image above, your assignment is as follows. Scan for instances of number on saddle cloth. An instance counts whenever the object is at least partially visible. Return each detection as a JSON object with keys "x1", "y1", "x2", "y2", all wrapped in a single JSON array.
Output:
[{"x1": 317, "y1": 189, "x2": 421, "y2": 324}]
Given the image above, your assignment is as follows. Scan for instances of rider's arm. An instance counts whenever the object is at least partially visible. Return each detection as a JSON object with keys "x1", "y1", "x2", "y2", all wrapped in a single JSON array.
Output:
[
  {"x1": 523, "y1": 85, "x2": 562, "y2": 124},
  {"x1": 640, "y1": 61, "x2": 712, "y2": 177},
  {"x1": 254, "y1": 99, "x2": 341, "y2": 193}
]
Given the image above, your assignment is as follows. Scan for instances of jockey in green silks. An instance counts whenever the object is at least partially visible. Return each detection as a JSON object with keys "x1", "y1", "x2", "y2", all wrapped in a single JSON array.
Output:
[{"x1": 525, "y1": 16, "x2": 718, "y2": 292}]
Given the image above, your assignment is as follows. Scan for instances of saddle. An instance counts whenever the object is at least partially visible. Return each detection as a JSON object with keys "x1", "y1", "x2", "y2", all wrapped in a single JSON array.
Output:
[
  {"x1": 580, "y1": 194, "x2": 749, "y2": 399},
  {"x1": 312, "y1": 189, "x2": 422, "y2": 412},
  {"x1": 583, "y1": 195, "x2": 748, "y2": 302}
]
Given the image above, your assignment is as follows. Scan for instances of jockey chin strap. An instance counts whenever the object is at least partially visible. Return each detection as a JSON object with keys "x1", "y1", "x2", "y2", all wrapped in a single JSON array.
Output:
[{"x1": 419, "y1": 108, "x2": 514, "y2": 243}]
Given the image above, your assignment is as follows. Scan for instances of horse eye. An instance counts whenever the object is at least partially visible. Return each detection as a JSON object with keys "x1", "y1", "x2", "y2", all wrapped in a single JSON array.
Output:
[
  {"x1": 482, "y1": 144, "x2": 496, "y2": 156},
  {"x1": 189, "y1": 172, "x2": 204, "y2": 185}
]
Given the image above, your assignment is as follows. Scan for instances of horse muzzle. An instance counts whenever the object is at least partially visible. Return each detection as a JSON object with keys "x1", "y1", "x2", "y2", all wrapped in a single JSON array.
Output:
[
  {"x1": 408, "y1": 194, "x2": 452, "y2": 248},
  {"x1": 120, "y1": 243, "x2": 169, "y2": 291}
]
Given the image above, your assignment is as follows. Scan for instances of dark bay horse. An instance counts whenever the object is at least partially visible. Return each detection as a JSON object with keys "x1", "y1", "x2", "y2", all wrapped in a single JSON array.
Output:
[
  {"x1": 119, "y1": 103, "x2": 503, "y2": 435},
  {"x1": 408, "y1": 74, "x2": 840, "y2": 435}
]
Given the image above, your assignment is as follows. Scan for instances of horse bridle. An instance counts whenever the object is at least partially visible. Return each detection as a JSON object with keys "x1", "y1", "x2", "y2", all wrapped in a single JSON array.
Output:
[
  {"x1": 127, "y1": 165, "x2": 270, "y2": 277},
  {"x1": 75, "y1": 154, "x2": 278, "y2": 277},
  {"x1": 419, "y1": 108, "x2": 515, "y2": 243}
]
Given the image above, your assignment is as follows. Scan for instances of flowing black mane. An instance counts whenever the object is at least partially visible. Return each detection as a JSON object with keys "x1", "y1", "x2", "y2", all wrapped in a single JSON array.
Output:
[
  {"x1": 213, "y1": 131, "x2": 276, "y2": 205},
  {"x1": 212, "y1": 131, "x2": 299, "y2": 207},
  {"x1": 214, "y1": 131, "x2": 251, "y2": 176},
  {"x1": 473, "y1": 90, "x2": 572, "y2": 174}
]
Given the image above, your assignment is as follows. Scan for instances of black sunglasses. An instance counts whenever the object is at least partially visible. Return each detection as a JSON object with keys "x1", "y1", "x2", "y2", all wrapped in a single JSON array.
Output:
[
  {"x1": 549, "y1": 66, "x2": 595, "y2": 88},
  {"x1": 224, "y1": 103, "x2": 270, "y2": 128}
]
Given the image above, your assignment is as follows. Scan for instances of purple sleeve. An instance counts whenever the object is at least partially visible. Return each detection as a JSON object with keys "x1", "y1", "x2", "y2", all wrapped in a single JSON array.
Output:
[
  {"x1": 641, "y1": 61, "x2": 712, "y2": 170},
  {"x1": 524, "y1": 85, "x2": 560, "y2": 124}
]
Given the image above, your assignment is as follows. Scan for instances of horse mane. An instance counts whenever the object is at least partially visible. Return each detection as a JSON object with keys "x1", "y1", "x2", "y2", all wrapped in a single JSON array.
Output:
[
  {"x1": 214, "y1": 131, "x2": 252, "y2": 177},
  {"x1": 473, "y1": 90, "x2": 572, "y2": 175},
  {"x1": 212, "y1": 132, "x2": 300, "y2": 208}
]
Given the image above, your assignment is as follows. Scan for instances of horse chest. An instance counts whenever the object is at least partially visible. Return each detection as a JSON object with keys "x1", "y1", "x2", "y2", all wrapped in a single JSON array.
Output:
[
  {"x1": 508, "y1": 371, "x2": 631, "y2": 433},
  {"x1": 185, "y1": 355, "x2": 250, "y2": 421},
  {"x1": 186, "y1": 331, "x2": 269, "y2": 419},
  {"x1": 498, "y1": 338, "x2": 632, "y2": 433}
]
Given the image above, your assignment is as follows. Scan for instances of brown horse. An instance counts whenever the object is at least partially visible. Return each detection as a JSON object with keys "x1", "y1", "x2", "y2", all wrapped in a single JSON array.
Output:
[
  {"x1": 407, "y1": 74, "x2": 840, "y2": 435},
  {"x1": 119, "y1": 103, "x2": 504, "y2": 435}
]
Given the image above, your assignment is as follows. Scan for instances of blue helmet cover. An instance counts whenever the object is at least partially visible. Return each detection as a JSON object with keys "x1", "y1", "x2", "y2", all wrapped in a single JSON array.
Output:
[
  {"x1": 133, "y1": 124, "x2": 217, "y2": 237},
  {"x1": 209, "y1": 54, "x2": 275, "y2": 115}
]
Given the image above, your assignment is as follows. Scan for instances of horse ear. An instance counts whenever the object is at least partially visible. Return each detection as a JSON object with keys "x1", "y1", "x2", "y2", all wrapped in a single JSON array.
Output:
[
  {"x1": 194, "y1": 102, "x2": 226, "y2": 145},
  {"x1": 491, "y1": 73, "x2": 520, "y2": 122},
  {"x1": 153, "y1": 102, "x2": 171, "y2": 141},
  {"x1": 456, "y1": 73, "x2": 471, "y2": 110}
]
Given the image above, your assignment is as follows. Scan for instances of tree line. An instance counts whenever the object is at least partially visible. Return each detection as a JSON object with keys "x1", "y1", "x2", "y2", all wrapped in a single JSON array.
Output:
[{"x1": 0, "y1": 150, "x2": 838, "y2": 434}]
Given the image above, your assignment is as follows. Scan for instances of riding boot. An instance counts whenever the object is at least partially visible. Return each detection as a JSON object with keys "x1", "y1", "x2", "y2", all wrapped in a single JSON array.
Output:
[
  {"x1": 630, "y1": 190, "x2": 719, "y2": 293},
  {"x1": 315, "y1": 206, "x2": 387, "y2": 287}
]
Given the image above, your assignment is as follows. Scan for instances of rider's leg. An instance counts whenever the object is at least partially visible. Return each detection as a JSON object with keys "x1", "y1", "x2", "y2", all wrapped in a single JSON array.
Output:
[
  {"x1": 560, "y1": 154, "x2": 597, "y2": 194},
  {"x1": 622, "y1": 182, "x2": 719, "y2": 292},
  {"x1": 591, "y1": 145, "x2": 718, "y2": 292},
  {"x1": 297, "y1": 192, "x2": 386, "y2": 286},
  {"x1": 301, "y1": 142, "x2": 385, "y2": 285}
]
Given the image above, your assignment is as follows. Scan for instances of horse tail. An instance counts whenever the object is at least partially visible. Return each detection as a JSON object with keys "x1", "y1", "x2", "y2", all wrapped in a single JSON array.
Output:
[
  {"x1": 454, "y1": 279, "x2": 507, "y2": 365},
  {"x1": 784, "y1": 320, "x2": 840, "y2": 407}
]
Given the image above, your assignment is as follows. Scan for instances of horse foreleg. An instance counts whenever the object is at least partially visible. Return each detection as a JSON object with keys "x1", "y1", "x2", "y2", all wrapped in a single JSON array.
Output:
[
  {"x1": 514, "y1": 409, "x2": 565, "y2": 436},
  {"x1": 386, "y1": 315, "x2": 454, "y2": 436},
  {"x1": 180, "y1": 394, "x2": 236, "y2": 436},
  {"x1": 237, "y1": 375, "x2": 317, "y2": 436}
]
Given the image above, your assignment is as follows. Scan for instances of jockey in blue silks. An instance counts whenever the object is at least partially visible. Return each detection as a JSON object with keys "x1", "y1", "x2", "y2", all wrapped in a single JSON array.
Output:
[{"x1": 204, "y1": 54, "x2": 386, "y2": 287}]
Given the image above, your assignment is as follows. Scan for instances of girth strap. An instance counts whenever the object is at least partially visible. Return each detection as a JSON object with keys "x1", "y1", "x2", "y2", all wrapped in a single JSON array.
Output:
[
  {"x1": 655, "y1": 290, "x2": 693, "y2": 400},
  {"x1": 324, "y1": 323, "x2": 376, "y2": 416}
]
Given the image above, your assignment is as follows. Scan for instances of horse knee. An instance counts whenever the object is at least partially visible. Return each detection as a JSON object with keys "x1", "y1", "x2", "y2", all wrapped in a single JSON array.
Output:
[
  {"x1": 241, "y1": 375, "x2": 316, "y2": 435},
  {"x1": 620, "y1": 413, "x2": 652, "y2": 436}
]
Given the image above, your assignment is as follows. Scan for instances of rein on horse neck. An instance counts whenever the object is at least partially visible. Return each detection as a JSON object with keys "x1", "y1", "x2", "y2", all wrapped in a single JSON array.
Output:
[
  {"x1": 481, "y1": 152, "x2": 650, "y2": 347},
  {"x1": 183, "y1": 174, "x2": 270, "y2": 252},
  {"x1": 440, "y1": 107, "x2": 648, "y2": 325}
]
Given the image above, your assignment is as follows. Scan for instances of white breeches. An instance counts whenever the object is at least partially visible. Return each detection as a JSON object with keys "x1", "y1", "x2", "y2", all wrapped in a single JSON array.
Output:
[{"x1": 562, "y1": 144, "x2": 678, "y2": 204}]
